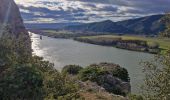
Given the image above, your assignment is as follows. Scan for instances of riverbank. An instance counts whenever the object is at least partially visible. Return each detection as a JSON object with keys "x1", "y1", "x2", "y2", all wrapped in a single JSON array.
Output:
[
  {"x1": 30, "y1": 29, "x2": 170, "y2": 54},
  {"x1": 29, "y1": 29, "x2": 102, "y2": 39},
  {"x1": 74, "y1": 36, "x2": 161, "y2": 54},
  {"x1": 74, "y1": 35, "x2": 170, "y2": 54}
]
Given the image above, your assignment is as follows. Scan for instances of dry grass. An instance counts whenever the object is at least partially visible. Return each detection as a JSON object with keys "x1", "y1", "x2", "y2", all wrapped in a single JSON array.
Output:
[
  {"x1": 78, "y1": 81, "x2": 126, "y2": 100},
  {"x1": 79, "y1": 92, "x2": 126, "y2": 100}
]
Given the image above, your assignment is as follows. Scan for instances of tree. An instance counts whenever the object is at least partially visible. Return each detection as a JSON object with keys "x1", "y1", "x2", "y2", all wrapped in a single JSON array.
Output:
[
  {"x1": 0, "y1": 25, "x2": 81, "y2": 99},
  {"x1": 160, "y1": 14, "x2": 170, "y2": 37},
  {"x1": 62, "y1": 65, "x2": 83, "y2": 75},
  {"x1": 31, "y1": 56, "x2": 80, "y2": 99},
  {"x1": 141, "y1": 49, "x2": 170, "y2": 100},
  {"x1": 0, "y1": 65, "x2": 44, "y2": 100}
]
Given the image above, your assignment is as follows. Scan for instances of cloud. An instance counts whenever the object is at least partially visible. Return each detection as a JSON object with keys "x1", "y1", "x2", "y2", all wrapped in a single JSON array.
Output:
[{"x1": 15, "y1": 0, "x2": 170, "y2": 23}]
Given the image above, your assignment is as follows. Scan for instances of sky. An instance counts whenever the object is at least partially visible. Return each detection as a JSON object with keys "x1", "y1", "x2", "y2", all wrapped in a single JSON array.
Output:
[{"x1": 15, "y1": 0, "x2": 170, "y2": 24}]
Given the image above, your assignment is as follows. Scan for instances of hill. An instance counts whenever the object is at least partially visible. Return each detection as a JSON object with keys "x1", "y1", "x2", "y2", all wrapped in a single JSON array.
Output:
[
  {"x1": 25, "y1": 22, "x2": 82, "y2": 30},
  {"x1": 63, "y1": 14, "x2": 166, "y2": 35},
  {"x1": 63, "y1": 20, "x2": 132, "y2": 34}
]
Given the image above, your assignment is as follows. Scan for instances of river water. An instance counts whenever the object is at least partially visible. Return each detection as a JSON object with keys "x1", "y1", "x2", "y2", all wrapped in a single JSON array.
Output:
[{"x1": 31, "y1": 33, "x2": 154, "y2": 94}]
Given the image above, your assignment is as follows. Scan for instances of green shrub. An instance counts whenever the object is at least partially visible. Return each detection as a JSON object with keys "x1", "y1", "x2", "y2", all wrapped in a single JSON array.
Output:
[
  {"x1": 78, "y1": 66, "x2": 106, "y2": 82},
  {"x1": 62, "y1": 65, "x2": 83, "y2": 75},
  {"x1": 31, "y1": 56, "x2": 80, "y2": 99},
  {"x1": 0, "y1": 26, "x2": 81, "y2": 99},
  {"x1": 112, "y1": 67, "x2": 130, "y2": 82},
  {"x1": 58, "y1": 93, "x2": 85, "y2": 100},
  {"x1": 78, "y1": 63, "x2": 130, "y2": 96},
  {"x1": 0, "y1": 65, "x2": 44, "y2": 100},
  {"x1": 128, "y1": 94, "x2": 144, "y2": 100}
]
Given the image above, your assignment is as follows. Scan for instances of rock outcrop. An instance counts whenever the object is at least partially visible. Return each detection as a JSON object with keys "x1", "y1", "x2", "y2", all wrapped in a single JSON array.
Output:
[
  {"x1": 0, "y1": 0, "x2": 26, "y2": 33},
  {"x1": 88, "y1": 63, "x2": 131, "y2": 96},
  {"x1": 0, "y1": 0, "x2": 31, "y2": 54},
  {"x1": 64, "y1": 62, "x2": 131, "y2": 97},
  {"x1": 78, "y1": 81, "x2": 127, "y2": 100}
]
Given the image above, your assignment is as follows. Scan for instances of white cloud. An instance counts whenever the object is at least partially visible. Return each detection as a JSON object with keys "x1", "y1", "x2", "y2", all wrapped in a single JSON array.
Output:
[{"x1": 14, "y1": 0, "x2": 170, "y2": 23}]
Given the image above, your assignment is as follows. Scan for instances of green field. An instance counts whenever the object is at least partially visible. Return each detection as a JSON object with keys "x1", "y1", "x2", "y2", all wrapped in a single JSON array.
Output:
[{"x1": 81, "y1": 35, "x2": 170, "y2": 53}]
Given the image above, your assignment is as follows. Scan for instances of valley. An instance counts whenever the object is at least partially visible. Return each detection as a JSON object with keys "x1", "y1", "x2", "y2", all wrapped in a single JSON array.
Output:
[{"x1": 0, "y1": 0, "x2": 170, "y2": 99}]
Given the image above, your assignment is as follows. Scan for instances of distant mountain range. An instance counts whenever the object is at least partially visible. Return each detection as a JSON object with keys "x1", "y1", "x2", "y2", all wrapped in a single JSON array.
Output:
[
  {"x1": 63, "y1": 14, "x2": 166, "y2": 35},
  {"x1": 26, "y1": 14, "x2": 167, "y2": 35},
  {"x1": 25, "y1": 22, "x2": 82, "y2": 30}
]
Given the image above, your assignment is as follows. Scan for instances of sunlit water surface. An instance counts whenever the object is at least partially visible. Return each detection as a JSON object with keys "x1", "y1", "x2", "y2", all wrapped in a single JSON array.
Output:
[{"x1": 31, "y1": 33, "x2": 154, "y2": 94}]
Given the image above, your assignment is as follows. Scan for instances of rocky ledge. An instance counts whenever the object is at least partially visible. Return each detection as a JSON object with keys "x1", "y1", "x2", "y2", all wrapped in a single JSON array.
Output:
[{"x1": 62, "y1": 62, "x2": 131, "y2": 99}]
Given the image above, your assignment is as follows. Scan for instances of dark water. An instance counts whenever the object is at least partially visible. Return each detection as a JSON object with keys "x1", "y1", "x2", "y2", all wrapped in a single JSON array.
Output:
[{"x1": 31, "y1": 33, "x2": 154, "y2": 94}]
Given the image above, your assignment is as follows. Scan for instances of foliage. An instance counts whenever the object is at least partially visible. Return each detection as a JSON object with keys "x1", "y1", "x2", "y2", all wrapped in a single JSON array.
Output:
[
  {"x1": 0, "y1": 26, "x2": 130, "y2": 99},
  {"x1": 78, "y1": 63, "x2": 130, "y2": 96},
  {"x1": 79, "y1": 63, "x2": 129, "y2": 82},
  {"x1": 111, "y1": 67, "x2": 130, "y2": 82},
  {"x1": 26, "y1": 56, "x2": 80, "y2": 99},
  {"x1": 78, "y1": 66, "x2": 107, "y2": 82},
  {"x1": 141, "y1": 49, "x2": 170, "y2": 100},
  {"x1": 0, "y1": 26, "x2": 31, "y2": 65},
  {"x1": 62, "y1": 65, "x2": 83, "y2": 75},
  {"x1": 58, "y1": 93, "x2": 85, "y2": 100},
  {"x1": 0, "y1": 27, "x2": 81, "y2": 99},
  {"x1": 0, "y1": 55, "x2": 80, "y2": 100},
  {"x1": 128, "y1": 94, "x2": 144, "y2": 100},
  {"x1": 0, "y1": 64, "x2": 44, "y2": 100},
  {"x1": 0, "y1": 27, "x2": 18, "y2": 66},
  {"x1": 160, "y1": 14, "x2": 170, "y2": 37}
]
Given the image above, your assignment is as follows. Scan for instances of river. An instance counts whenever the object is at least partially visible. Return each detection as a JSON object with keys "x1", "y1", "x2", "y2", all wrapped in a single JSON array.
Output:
[{"x1": 31, "y1": 33, "x2": 154, "y2": 94}]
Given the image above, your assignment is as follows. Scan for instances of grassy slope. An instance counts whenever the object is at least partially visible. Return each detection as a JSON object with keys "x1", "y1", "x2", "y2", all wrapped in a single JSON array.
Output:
[{"x1": 81, "y1": 35, "x2": 170, "y2": 53}]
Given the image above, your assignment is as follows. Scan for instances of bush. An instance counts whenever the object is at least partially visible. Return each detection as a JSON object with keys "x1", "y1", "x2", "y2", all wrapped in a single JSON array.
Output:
[
  {"x1": 0, "y1": 26, "x2": 81, "y2": 99},
  {"x1": 79, "y1": 66, "x2": 106, "y2": 82},
  {"x1": 128, "y1": 94, "x2": 144, "y2": 100},
  {"x1": 112, "y1": 67, "x2": 130, "y2": 82},
  {"x1": 31, "y1": 56, "x2": 80, "y2": 99},
  {"x1": 62, "y1": 65, "x2": 83, "y2": 75},
  {"x1": 58, "y1": 93, "x2": 84, "y2": 100},
  {"x1": 0, "y1": 65, "x2": 44, "y2": 100},
  {"x1": 78, "y1": 63, "x2": 130, "y2": 96}
]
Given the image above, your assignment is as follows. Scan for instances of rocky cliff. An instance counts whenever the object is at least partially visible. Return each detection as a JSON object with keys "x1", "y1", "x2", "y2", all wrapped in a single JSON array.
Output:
[{"x1": 0, "y1": 0, "x2": 31, "y2": 54}]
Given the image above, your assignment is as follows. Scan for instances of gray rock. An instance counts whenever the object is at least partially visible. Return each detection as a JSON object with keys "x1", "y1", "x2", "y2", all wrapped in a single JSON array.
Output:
[
  {"x1": 0, "y1": 0, "x2": 31, "y2": 54},
  {"x1": 99, "y1": 74, "x2": 131, "y2": 95}
]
